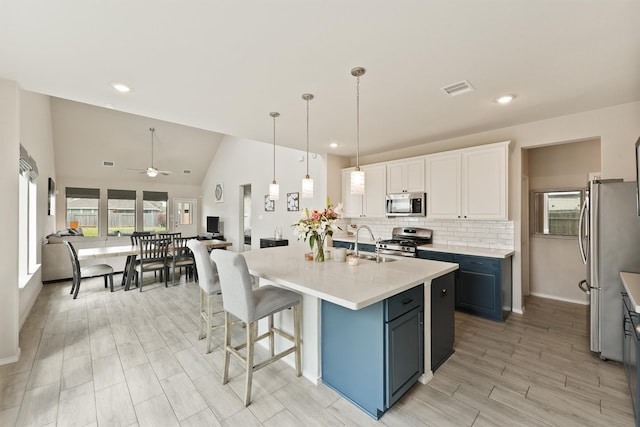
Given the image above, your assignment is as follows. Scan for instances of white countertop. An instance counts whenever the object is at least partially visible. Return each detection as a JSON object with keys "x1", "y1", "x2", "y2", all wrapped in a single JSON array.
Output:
[
  {"x1": 621, "y1": 272, "x2": 640, "y2": 313},
  {"x1": 332, "y1": 237, "x2": 514, "y2": 259},
  {"x1": 242, "y1": 246, "x2": 458, "y2": 310}
]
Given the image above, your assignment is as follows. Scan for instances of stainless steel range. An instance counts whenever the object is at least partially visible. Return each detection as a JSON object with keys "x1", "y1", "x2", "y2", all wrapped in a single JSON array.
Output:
[{"x1": 376, "y1": 227, "x2": 433, "y2": 257}]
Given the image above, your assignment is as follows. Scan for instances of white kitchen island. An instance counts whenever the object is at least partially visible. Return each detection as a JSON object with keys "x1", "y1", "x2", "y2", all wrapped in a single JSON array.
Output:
[{"x1": 241, "y1": 245, "x2": 458, "y2": 416}]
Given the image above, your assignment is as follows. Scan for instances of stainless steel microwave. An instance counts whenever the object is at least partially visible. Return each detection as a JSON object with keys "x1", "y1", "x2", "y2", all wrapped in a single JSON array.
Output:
[{"x1": 385, "y1": 192, "x2": 426, "y2": 217}]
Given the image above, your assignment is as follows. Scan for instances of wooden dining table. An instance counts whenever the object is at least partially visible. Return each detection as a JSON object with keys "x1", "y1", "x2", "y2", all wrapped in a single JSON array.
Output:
[{"x1": 77, "y1": 239, "x2": 232, "y2": 291}]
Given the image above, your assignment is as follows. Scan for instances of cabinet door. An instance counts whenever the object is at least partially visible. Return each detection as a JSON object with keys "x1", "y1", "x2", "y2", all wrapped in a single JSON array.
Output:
[
  {"x1": 462, "y1": 144, "x2": 508, "y2": 219},
  {"x1": 405, "y1": 159, "x2": 425, "y2": 193},
  {"x1": 431, "y1": 272, "x2": 455, "y2": 371},
  {"x1": 363, "y1": 164, "x2": 386, "y2": 218},
  {"x1": 386, "y1": 307, "x2": 423, "y2": 407},
  {"x1": 425, "y1": 153, "x2": 461, "y2": 219},
  {"x1": 342, "y1": 169, "x2": 363, "y2": 218},
  {"x1": 386, "y1": 163, "x2": 405, "y2": 193},
  {"x1": 455, "y1": 255, "x2": 503, "y2": 321}
]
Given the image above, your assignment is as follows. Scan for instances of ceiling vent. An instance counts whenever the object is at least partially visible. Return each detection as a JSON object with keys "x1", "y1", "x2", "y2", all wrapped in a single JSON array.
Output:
[
  {"x1": 103, "y1": 160, "x2": 115, "y2": 167},
  {"x1": 182, "y1": 169, "x2": 191, "y2": 174},
  {"x1": 441, "y1": 80, "x2": 475, "y2": 97}
]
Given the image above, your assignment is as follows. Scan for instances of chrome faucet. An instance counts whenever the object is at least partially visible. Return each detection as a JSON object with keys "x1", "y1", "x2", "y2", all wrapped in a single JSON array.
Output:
[{"x1": 354, "y1": 225, "x2": 376, "y2": 257}]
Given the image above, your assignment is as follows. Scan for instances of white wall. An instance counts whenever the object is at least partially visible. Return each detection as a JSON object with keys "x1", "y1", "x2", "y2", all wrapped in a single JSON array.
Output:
[
  {"x1": 18, "y1": 91, "x2": 58, "y2": 327},
  {"x1": 356, "y1": 101, "x2": 640, "y2": 313},
  {"x1": 201, "y1": 135, "x2": 328, "y2": 254},
  {"x1": 527, "y1": 139, "x2": 601, "y2": 303},
  {"x1": 0, "y1": 79, "x2": 21, "y2": 363}
]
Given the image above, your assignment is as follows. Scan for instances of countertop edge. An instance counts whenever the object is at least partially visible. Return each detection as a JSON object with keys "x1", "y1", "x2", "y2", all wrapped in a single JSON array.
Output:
[{"x1": 621, "y1": 272, "x2": 640, "y2": 313}]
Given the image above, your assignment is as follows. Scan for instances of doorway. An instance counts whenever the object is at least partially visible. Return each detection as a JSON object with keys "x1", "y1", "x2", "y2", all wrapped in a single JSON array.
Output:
[
  {"x1": 173, "y1": 198, "x2": 198, "y2": 237},
  {"x1": 239, "y1": 185, "x2": 252, "y2": 252}
]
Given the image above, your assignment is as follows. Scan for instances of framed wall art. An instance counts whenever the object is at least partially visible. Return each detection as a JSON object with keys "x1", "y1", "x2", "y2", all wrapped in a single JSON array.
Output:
[
  {"x1": 264, "y1": 195, "x2": 275, "y2": 212},
  {"x1": 287, "y1": 192, "x2": 299, "y2": 212},
  {"x1": 215, "y1": 182, "x2": 224, "y2": 203}
]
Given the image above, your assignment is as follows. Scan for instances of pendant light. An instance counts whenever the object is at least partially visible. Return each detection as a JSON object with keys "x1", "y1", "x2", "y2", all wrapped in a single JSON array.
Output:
[
  {"x1": 269, "y1": 112, "x2": 280, "y2": 200},
  {"x1": 350, "y1": 67, "x2": 366, "y2": 195},
  {"x1": 301, "y1": 93, "x2": 314, "y2": 199}
]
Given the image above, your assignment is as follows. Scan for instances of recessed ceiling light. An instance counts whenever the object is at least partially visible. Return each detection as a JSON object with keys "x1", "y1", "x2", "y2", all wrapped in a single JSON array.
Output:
[
  {"x1": 110, "y1": 82, "x2": 131, "y2": 93},
  {"x1": 329, "y1": 142, "x2": 339, "y2": 148},
  {"x1": 495, "y1": 94, "x2": 515, "y2": 104}
]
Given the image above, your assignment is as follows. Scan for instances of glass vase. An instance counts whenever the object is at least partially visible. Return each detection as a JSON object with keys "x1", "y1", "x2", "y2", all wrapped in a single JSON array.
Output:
[{"x1": 314, "y1": 234, "x2": 326, "y2": 262}]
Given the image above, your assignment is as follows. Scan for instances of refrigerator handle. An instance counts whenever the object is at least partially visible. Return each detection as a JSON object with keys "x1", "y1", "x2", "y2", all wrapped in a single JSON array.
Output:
[
  {"x1": 578, "y1": 196, "x2": 588, "y2": 265},
  {"x1": 578, "y1": 279, "x2": 590, "y2": 295}
]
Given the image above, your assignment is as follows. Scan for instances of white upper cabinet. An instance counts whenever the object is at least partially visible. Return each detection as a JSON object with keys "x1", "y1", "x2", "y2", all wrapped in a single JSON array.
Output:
[
  {"x1": 425, "y1": 153, "x2": 461, "y2": 219},
  {"x1": 363, "y1": 164, "x2": 387, "y2": 218},
  {"x1": 462, "y1": 143, "x2": 508, "y2": 220},
  {"x1": 425, "y1": 141, "x2": 509, "y2": 220},
  {"x1": 341, "y1": 164, "x2": 387, "y2": 218},
  {"x1": 386, "y1": 159, "x2": 425, "y2": 193}
]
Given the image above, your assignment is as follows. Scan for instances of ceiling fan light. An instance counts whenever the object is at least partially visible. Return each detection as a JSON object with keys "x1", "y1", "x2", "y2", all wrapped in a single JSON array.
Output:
[
  {"x1": 301, "y1": 176, "x2": 314, "y2": 199},
  {"x1": 269, "y1": 182, "x2": 280, "y2": 201},
  {"x1": 351, "y1": 168, "x2": 365, "y2": 195},
  {"x1": 146, "y1": 168, "x2": 158, "y2": 178}
]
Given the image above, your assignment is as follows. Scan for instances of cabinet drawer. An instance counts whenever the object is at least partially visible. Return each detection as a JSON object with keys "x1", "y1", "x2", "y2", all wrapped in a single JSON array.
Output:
[
  {"x1": 454, "y1": 254, "x2": 500, "y2": 274},
  {"x1": 386, "y1": 285, "x2": 423, "y2": 321}
]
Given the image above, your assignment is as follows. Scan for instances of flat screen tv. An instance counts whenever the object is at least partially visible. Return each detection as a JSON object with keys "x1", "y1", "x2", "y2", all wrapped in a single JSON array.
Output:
[{"x1": 207, "y1": 216, "x2": 220, "y2": 233}]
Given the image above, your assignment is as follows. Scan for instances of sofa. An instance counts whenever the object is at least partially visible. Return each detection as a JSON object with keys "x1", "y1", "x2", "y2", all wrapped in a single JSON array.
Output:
[{"x1": 42, "y1": 235, "x2": 130, "y2": 282}]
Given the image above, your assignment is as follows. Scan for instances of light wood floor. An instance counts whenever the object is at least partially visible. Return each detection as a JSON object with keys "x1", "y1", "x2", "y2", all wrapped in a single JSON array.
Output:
[{"x1": 0, "y1": 276, "x2": 635, "y2": 426}]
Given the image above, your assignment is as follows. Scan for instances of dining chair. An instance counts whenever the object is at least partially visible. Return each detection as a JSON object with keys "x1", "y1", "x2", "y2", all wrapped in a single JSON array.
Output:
[
  {"x1": 134, "y1": 236, "x2": 170, "y2": 291},
  {"x1": 210, "y1": 249, "x2": 302, "y2": 406},
  {"x1": 63, "y1": 240, "x2": 114, "y2": 299},
  {"x1": 187, "y1": 240, "x2": 223, "y2": 353},
  {"x1": 169, "y1": 236, "x2": 195, "y2": 285}
]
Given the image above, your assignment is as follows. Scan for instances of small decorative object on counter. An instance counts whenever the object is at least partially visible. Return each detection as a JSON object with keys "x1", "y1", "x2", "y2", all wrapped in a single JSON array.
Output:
[
  {"x1": 304, "y1": 252, "x2": 314, "y2": 261},
  {"x1": 292, "y1": 198, "x2": 343, "y2": 262},
  {"x1": 347, "y1": 254, "x2": 359, "y2": 266},
  {"x1": 334, "y1": 247, "x2": 346, "y2": 262}
]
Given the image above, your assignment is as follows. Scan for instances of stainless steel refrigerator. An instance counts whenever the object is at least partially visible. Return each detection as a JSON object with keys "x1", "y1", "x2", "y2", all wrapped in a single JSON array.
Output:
[{"x1": 578, "y1": 179, "x2": 640, "y2": 362}]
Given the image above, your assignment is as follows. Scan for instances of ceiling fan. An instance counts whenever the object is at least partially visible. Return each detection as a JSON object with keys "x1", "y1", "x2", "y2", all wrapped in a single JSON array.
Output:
[{"x1": 129, "y1": 127, "x2": 172, "y2": 177}]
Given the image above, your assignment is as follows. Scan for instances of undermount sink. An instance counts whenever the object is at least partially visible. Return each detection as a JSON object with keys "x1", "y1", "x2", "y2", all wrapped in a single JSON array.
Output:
[{"x1": 358, "y1": 254, "x2": 397, "y2": 263}]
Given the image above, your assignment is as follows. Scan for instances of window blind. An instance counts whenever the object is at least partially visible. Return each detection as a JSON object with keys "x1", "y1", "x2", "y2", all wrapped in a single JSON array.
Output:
[
  {"x1": 66, "y1": 187, "x2": 100, "y2": 199},
  {"x1": 143, "y1": 191, "x2": 168, "y2": 202},
  {"x1": 107, "y1": 189, "x2": 136, "y2": 200}
]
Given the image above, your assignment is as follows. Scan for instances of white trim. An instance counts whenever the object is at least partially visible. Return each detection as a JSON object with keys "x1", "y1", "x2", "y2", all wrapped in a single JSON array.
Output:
[
  {"x1": 529, "y1": 291, "x2": 588, "y2": 305},
  {"x1": 0, "y1": 347, "x2": 21, "y2": 366}
]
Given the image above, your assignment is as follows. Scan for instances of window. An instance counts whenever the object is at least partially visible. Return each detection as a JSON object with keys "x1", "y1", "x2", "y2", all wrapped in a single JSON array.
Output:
[
  {"x1": 66, "y1": 187, "x2": 100, "y2": 236},
  {"x1": 531, "y1": 189, "x2": 585, "y2": 237},
  {"x1": 143, "y1": 191, "x2": 168, "y2": 233},
  {"x1": 19, "y1": 145, "x2": 38, "y2": 283},
  {"x1": 108, "y1": 189, "x2": 136, "y2": 236}
]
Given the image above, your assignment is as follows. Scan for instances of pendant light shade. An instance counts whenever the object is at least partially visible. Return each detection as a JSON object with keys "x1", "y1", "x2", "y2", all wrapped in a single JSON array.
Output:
[
  {"x1": 301, "y1": 93, "x2": 314, "y2": 199},
  {"x1": 269, "y1": 112, "x2": 280, "y2": 201},
  {"x1": 350, "y1": 67, "x2": 366, "y2": 195},
  {"x1": 351, "y1": 167, "x2": 365, "y2": 194}
]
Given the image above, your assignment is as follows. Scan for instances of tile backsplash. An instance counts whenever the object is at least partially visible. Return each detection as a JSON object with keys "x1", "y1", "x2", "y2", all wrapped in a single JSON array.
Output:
[{"x1": 335, "y1": 217, "x2": 514, "y2": 250}]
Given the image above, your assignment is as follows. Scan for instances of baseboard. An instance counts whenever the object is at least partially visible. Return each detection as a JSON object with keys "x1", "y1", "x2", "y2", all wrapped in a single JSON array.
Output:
[
  {"x1": 529, "y1": 291, "x2": 588, "y2": 305},
  {"x1": 0, "y1": 347, "x2": 21, "y2": 366}
]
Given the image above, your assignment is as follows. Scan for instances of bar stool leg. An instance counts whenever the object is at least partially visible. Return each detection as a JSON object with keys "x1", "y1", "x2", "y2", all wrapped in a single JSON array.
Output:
[
  {"x1": 198, "y1": 289, "x2": 205, "y2": 340},
  {"x1": 205, "y1": 294, "x2": 213, "y2": 354},
  {"x1": 294, "y1": 304, "x2": 302, "y2": 377},
  {"x1": 268, "y1": 314, "x2": 274, "y2": 358},
  {"x1": 222, "y1": 312, "x2": 231, "y2": 385},
  {"x1": 244, "y1": 322, "x2": 256, "y2": 406}
]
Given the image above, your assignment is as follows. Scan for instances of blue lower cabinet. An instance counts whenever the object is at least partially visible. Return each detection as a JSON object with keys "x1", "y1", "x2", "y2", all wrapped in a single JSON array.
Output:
[
  {"x1": 321, "y1": 285, "x2": 424, "y2": 419},
  {"x1": 417, "y1": 250, "x2": 512, "y2": 322},
  {"x1": 454, "y1": 254, "x2": 512, "y2": 322}
]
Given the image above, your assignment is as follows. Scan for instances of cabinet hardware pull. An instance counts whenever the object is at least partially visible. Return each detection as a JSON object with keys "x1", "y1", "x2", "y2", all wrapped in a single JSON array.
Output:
[
  {"x1": 402, "y1": 298, "x2": 413, "y2": 305},
  {"x1": 470, "y1": 261, "x2": 483, "y2": 265},
  {"x1": 441, "y1": 289, "x2": 447, "y2": 296}
]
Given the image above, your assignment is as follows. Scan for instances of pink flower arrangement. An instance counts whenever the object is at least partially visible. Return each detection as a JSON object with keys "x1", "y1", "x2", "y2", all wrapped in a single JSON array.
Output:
[{"x1": 292, "y1": 198, "x2": 343, "y2": 252}]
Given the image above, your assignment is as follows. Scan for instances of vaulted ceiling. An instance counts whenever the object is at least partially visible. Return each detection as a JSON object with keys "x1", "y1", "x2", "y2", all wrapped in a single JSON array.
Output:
[{"x1": 2, "y1": 1, "x2": 639, "y2": 183}]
